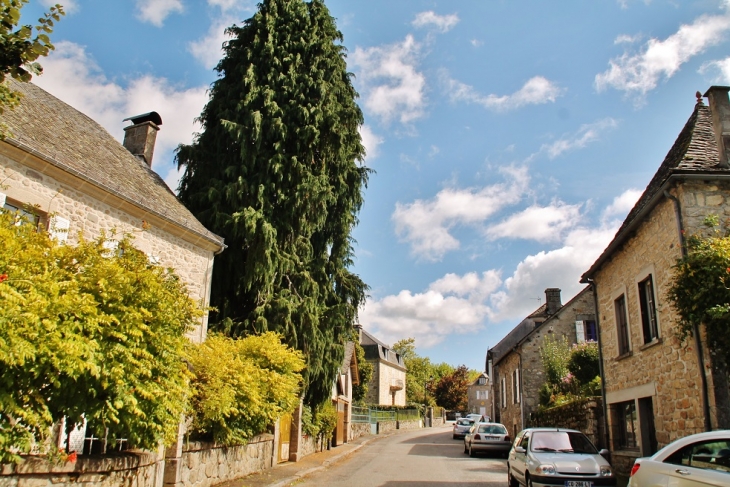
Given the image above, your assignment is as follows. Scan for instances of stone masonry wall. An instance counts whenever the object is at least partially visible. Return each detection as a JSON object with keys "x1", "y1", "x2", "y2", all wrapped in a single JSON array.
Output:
[
  {"x1": 527, "y1": 398, "x2": 605, "y2": 449},
  {"x1": 376, "y1": 421, "x2": 397, "y2": 434},
  {"x1": 350, "y1": 423, "x2": 371, "y2": 441},
  {"x1": 520, "y1": 288, "x2": 595, "y2": 424},
  {"x1": 0, "y1": 451, "x2": 163, "y2": 487},
  {"x1": 467, "y1": 383, "x2": 491, "y2": 416},
  {"x1": 396, "y1": 419, "x2": 421, "y2": 431},
  {"x1": 177, "y1": 435, "x2": 274, "y2": 487},
  {"x1": 593, "y1": 194, "x2": 706, "y2": 457},
  {"x1": 496, "y1": 352, "x2": 522, "y2": 437},
  {"x1": 376, "y1": 363, "x2": 406, "y2": 406},
  {"x1": 0, "y1": 150, "x2": 216, "y2": 343}
]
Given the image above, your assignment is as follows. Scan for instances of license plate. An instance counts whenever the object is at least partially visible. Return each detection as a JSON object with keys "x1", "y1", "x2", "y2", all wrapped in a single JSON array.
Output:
[{"x1": 565, "y1": 482, "x2": 592, "y2": 487}]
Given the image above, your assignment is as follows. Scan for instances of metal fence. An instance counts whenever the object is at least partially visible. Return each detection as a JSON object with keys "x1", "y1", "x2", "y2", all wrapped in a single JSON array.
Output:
[{"x1": 351, "y1": 407, "x2": 420, "y2": 423}]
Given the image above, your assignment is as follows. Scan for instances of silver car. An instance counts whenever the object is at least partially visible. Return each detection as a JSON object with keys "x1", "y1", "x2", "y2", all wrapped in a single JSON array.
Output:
[
  {"x1": 452, "y1": 418, "x2": 474, "y2": 439},
  {"x1": 507, "y1": 428, "x2": 616, "y2": 487},
  {"x1": 464, "y1": 422, "x2": 511, "y2": 457}
]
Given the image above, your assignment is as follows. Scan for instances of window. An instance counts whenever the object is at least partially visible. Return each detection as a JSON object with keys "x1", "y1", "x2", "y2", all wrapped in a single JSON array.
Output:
[
  {"x1": 576, "y1": 320, "x2": 598, "y2": 343},
  {"x1": 478, "y1": 376, "x2": 486, "y2": 385},
  {"x1": 501, "y1": 377, "x2": 506, "y2": 409},
  {"x1": 615, "y1": 295, "x2": 631, "y2": 355},
  {"x1": 638, "y1": 276, "x2": 659, "y2": 343},
  {"x1": 2, "y1": 196, "x2": 41, "y2": 228},
  {"x1": 665, "y1": 439, "x2": 730, "y2": 473},
  {"x1": 616, "y1": 400, "x2": 638, "y2": 450},
  {"x1": 512, "y1": 369, "x2": 520, "y2": 404}
]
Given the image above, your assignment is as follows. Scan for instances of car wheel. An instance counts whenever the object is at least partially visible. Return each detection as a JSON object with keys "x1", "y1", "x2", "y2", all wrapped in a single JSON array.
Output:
[
  {"x1": 525, "y1": 473, "x2": 534, "y2": 487},
  {"x1": 507, "y1": 467, "x2": 518, "y2": 487},
  {"x1": 469, "y1": 444, "x2": 476, "y2": 458},
  {"x1": 453, "y1": 435, "x2": 457, "y2": 439}
]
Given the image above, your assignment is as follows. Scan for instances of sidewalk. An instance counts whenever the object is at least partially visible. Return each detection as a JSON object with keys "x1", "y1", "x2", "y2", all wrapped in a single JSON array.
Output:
[{"x1": 214, "y1": 432, "x2": 380, "y2": 487}]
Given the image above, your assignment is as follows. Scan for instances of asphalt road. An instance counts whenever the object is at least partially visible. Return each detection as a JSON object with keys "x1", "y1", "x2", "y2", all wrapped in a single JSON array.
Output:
[{"x1": 295, "y1": 424, "x2": 509, "y2": 487}]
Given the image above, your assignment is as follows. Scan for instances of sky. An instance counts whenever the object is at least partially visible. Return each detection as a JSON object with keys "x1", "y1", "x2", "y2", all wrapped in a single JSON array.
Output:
[{"x1": 20, "y1": 0, "x2": 730, "y2": 372}]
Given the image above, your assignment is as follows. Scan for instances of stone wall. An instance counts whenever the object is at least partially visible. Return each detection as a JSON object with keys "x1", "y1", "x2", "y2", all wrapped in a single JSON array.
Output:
[
  {"x1": 0, "y1": 147, "x2": 217, "y2": 343},
  {"x1": 495, "y1": 352, "x2": 522, "y2": 437},
  {"x1": 396, "y1": 419, "x2": 421, "y2": 430},
  {"x1": 350, "y1": 423, "x2": 371, "y2": 440},
  {"x1": 0, "y1": 451, "x2": 163, "y2": 487},
  {"x1": 592, "y1": 185, "x2": 728, "y2": 460},
  {"x1": 376, "y1": 421, "x2": 397, "y2": 434},
  {"x1": 375, "y1": 363, "x2": 407, "y2": 406},
  {"x1": 175, "y1": 434, "x2": 274, "y2": 487},
  {"x1": 527, "y1": 398, "x2": 606, "y2": 449}
]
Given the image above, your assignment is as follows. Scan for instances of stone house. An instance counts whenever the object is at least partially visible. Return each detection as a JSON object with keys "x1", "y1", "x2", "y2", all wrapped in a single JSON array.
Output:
[
  {"x1": 0, "y1": 80, "x2": 225, "y2": 486},
  {"x1": 467, "y1": 372, "x2": 491, "y2": 419},
  {"x1": 581, "y1": 87, "x2": 730, "y2": 475},
  {"x1": 357, "y1": 326, "x2": 407, "y2": 406},
  {"x1": 487, "y1": 287, "x2": 596, "y2": 437}
]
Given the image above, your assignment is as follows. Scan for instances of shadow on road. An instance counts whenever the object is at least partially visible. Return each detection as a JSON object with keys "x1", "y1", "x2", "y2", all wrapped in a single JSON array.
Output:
[
  {"x1": 377, "y1": 483, "x2": 501, "y2": 486},
  {"x1": 397, "y1": 431, "x2": 454, "y2": 444}
]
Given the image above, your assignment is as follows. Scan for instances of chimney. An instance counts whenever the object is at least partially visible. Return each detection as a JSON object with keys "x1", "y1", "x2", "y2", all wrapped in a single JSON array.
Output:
[
  {"x1": 353, "y1": 323, "x2": 363, "y2": 342},
  {"x1": 545, "y1": 288, "x2": 562, "y2": 315},
  {"x1": 703, "y1": 86, "x2": 730, "y2": 168},
  {"x1": 123, "y1": 112, "x2": 162, "y2": 167}
]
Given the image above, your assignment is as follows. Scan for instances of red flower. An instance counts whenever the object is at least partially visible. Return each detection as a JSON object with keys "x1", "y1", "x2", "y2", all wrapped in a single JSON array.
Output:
[
  {"x1": 0, "y1": 274, "x2": 7, "y2": 283},
  {"x1": 67, "y1": 451, "x2": 77, "y2": 463}
]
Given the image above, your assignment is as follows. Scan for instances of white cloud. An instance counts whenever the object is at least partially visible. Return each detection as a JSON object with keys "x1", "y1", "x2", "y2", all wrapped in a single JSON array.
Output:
[
  {"x1": 486, "y1": 202, "x2": 583, "y2": 243},
  {"x1": 470, "y1": 39, "x2": 483, "y2": 47},
  {"x1": 360, "y1": 190, "x2": 640, "y2": 347},
  {"x1": 135, "y1": 0, "x2": 184, "y2": 27},
  {"x1": 41, "y1": 0, "x2": 78, "y2": 13},
  {"x1": 351, "y1": 36, "x2": 427, "y2": 125},
  {"x1": 412, "y1": 11, "x2": 460, "y2": 33},
  {"x1": 540, "y1": 118, "x2": 619, "y2": 159},
  {"x1": 701, "y1": 56, "x2": 730, "y2": 83},
  {"x1": 614, "y1": 34, "x2": 643, "y2": 45},
  {"x1": 392, "y1": 166, "x2": 529, "y2": 261},
  {"x1": 188, "y1": 16, "x2": 236, "y2": 70},
  {"x1": 595, "y1": 10, "x2": 730, "y2": 96},
  {"x1": 33, "y1": 41, "x2": 208, "y2": 189},
  {"x1": 359, "y1": 125, "x2": 383, "y2": 161},
  {"x1": 446, "y1": 75, "x2": 563, "y2": 111},
  {"x1": 208, "y1": 0, "x2": 246, "y2": 11}
]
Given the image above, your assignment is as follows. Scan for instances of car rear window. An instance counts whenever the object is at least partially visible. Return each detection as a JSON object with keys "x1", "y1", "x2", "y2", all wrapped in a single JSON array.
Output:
[
  {"x1": 478, "y1": 424, "x2": 507, "y2": 435},
  {"x1": 457, "y1": 419, "x2": 474, "y2": 426}
]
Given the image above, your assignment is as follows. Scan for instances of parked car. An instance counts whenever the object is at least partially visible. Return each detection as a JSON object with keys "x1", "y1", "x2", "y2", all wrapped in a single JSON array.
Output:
[
  {"x1": 466, "y1": 413, "x2": 489, "y2": 423},
  {"x1": 627, "y1": 430, "x2": 730, "y2": 487},
  {"x1": 463, "y1": 422, "x2": 511, "y2": 457},
  {"x1": 453, "y1": 418, "x2": 475, "y2": 439},
  {"x1": 507, "y1": 427, "x2": 615, "y2": 487}
]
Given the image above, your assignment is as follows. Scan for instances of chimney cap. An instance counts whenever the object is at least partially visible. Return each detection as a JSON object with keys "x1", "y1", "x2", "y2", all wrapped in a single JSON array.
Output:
[
  {"x1": 123, "y1": 111, "x2": 162, "y2": 126},
  {"x1": 703, "y1": 86, "x2": 730, "y2": 98}
]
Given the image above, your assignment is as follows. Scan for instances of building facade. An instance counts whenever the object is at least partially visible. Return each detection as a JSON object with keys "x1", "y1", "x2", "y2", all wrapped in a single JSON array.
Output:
[
  {"x1": 582, "y1": 87, "x2": 730, "y2": 475},
  {"x1": 358, "y1": 327, "x2": 407, "y2": 406},
  {"x1": 467, "y1": 373, "x2": 491, "y2": 419}
]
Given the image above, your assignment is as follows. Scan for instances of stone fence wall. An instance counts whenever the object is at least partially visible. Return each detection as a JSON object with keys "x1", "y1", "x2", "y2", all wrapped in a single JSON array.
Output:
[
  {"x1": 396, "y1": 419, "x2": 421, "y2": 430},
  {"x1": 175, "y1": 434, "x2": 274, "y2": 487},
  {"x1": 527, "y1": 398, "x2": 606, "y2": 449},
  {"x1": 376, "y1": 421, "x2": 397, "y2": 434},
  {"x1": 351, "y1": 423, "x2": 371, "y2": 440},
  {"x1": 0, "y1": 450, "x2": 163, "y2": 487}
]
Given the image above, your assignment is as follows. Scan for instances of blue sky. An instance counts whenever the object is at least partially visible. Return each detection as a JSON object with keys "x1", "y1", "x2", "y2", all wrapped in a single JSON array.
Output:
[{"x1": 22, "y1": 0, "x2": 730, "y2": 371}]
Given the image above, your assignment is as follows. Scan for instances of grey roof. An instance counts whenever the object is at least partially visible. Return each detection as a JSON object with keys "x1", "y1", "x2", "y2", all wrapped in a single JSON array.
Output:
[
  {"x1": 583, "y1": 98, "x2": 724, "y2": 279},
  {"x1": 0, "y1": 80, "x2": 224, "y2": 248},
  {"x1": 488, "y1": 303, "x2": 548, "y2": 366},
  {"x1": 360, "y1": 328, "x2": 406, "y2": 370}
]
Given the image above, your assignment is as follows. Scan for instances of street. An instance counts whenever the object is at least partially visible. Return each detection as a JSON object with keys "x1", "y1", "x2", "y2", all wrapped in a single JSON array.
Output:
[{"x1": 296, "y1": 424, "x2": 508, "y2": 487}]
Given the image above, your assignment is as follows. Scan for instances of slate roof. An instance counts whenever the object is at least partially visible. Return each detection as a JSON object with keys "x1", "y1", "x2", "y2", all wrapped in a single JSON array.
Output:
[
  {"x1": 582, "y1": 98, "x2": 724, "y2": 280},
  {"x1": 0, "y1": 80, "x2": 224, "y2": 248},
  {"x1": 488, "y1": 303, "x2": 548, "y2": 366},
  {"x1": 360, "y1": 328, "x2": 406, "y2": 370}
]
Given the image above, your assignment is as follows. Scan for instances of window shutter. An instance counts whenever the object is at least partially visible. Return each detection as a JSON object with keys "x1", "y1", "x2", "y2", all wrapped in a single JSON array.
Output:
[
  {"x1": 0, "y1": 192, "x2": 6, "y2": 207},
  {"x1": 575, "y1": 320, "x2": 585, "y2": 343},
  {"x1": 515, "y1": 369, "x2": 520, "y2": 403},
  {"x1": 49, "y1": 216, "x2": 70, "y2": 243}
]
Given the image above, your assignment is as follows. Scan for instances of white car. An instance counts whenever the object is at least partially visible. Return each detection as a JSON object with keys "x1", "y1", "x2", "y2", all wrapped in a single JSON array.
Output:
[
  {"x1": 508, "y1": 427, "x2": 615, "y2": 487},
  {"x1": 628, "y1": 430, "x2": 730, "y2": 487},
  {"x1": 464, "y1": 422, "x2": 511, "y2": 457}
]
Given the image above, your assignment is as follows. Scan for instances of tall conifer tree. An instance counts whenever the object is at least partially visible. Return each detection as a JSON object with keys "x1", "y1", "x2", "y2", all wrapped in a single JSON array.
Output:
[{"x1": 176, "y1": 0, "x2": 369, "y2": 406}]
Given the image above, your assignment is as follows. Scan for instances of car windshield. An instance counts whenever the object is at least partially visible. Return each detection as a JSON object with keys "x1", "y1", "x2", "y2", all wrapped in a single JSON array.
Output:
[
  {"x1": 530, "y1": 431, "x2": 598, "y2": 454},
  {"x1": 457, "y1": 419, "x2": 474, "y2": 426},
  {"x1": 478, "y1": 424, "x2": 507, "y2": 435}
]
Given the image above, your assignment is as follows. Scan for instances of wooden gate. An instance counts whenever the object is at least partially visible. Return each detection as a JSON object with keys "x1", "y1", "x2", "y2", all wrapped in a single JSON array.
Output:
[
  {"x1": 334, "y1": 400, "x2": 346, "y2": 446},
  {"x1": 278, "y1": 413, "x2": 292, "y2": 463}
]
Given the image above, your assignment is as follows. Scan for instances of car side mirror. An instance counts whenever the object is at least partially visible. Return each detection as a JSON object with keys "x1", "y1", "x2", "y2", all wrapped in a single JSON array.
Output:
[
  {"x1": 515, "y1": 446, "x2": 526, "y2": 454},
  {"x1": 599, "y1": 449, "x2": 609, "y2": 457}
]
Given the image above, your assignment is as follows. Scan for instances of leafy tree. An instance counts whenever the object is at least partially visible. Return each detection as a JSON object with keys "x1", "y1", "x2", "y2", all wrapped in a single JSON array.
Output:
[
  {"x1": 540, "y1": 334, "x2": 571, "y2": 385},
  {"x1": 392, "y1": 337, "x2": 456, "y2": 405},
  {"x1": 1, "y1": 1, "x2": 64, "y2": 136},
  {"x1": 0, "y1": 211, "x2": 196, "y2": 462},
  {"x1": 176, "y1": 0, "x2": 370, "y2": 409},
  {"x1": 432, "y1": 365, "x2": 470, "y2": 411},
  {"x1": 668, "y1": 231, "x2": 730, "y2": 363},
  {"x1": 188, "y1": 332, "x2": 305, "y2": 445},
  {"x1": 567, "y1": 341, "x2": 599, "y2": 385},
  {"x1": 352, "y1": 339, "x2": 372, "y2": 404}
]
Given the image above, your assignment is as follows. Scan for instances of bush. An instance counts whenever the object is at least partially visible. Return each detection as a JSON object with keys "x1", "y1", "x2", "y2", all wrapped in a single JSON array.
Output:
[
  {"x1": 540, "y1": 335, "x2": 571, "y2": 385},
  {"x1": 188, "y1": 332, "x2": 305, "y2": 445},
  {"x1": 0, "y1": 210, "x2": 196, "y2": 462},
  {"x1": 567, "y1": 341, "x2": 600, "y2": 385}
]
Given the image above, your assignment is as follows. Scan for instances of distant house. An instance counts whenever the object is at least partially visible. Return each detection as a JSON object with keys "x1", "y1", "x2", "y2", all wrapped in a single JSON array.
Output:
[
  {"x1": 332, "y1": 341, "x2": 360, "y2": 445},
  {"x1": 487, "y1": 287, "x2": 596, "y2": 437},
  {"x1": 581, "y1": 87, "x2": 730, "y2": 476},
  {"x1": 467, "y1": 372, "x2": 491, "y2": 419},
  {"x1": 356, "y1": 325, "x2": 407, "y2": 406},
  {"x1": 0, "y1": 80, "x2": 224, "y2": 484}
]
